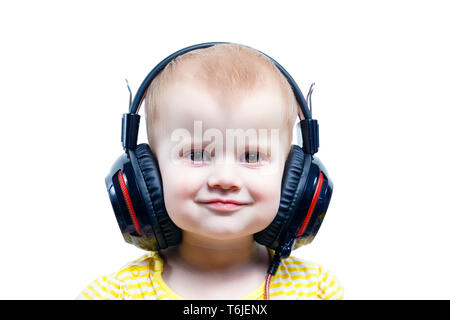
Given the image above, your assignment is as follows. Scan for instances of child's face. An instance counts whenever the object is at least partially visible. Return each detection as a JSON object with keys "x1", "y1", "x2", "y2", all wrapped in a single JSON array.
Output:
[{"x1": 152, "y1": 79, "x2": 292, "y2": 242}]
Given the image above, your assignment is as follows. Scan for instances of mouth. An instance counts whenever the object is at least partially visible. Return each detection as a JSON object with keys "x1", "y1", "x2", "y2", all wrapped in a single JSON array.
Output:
[{"x1": 199, "y1": 199, "x2": 249, "y2": 212}]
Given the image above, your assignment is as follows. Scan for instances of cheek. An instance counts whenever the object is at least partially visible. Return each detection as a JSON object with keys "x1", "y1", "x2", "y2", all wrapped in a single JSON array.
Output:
[
  {"x1": 247, "y1": 156, "x2": 285, "y2": 200},
  {"x1": 249, "y1": 174, "x2": 281, "y2": 202},
  {"x1": 245, "y1": 167, "x2": 284, "y2": 229},
  {"x1": 158, "y1": 163, "x2": 203, "y2": 226}
]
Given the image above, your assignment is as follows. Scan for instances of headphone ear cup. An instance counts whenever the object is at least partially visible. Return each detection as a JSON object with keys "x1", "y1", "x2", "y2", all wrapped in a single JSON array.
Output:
[
  {"x1": 254, "y1": 144, "x2": 308, "y2": 249},
  {"x1": 133, "y1": 143, "x2": 182, "y2": 249},
  {"x1": 291, "y1": 156, "x2": 333, "y2": 250}
]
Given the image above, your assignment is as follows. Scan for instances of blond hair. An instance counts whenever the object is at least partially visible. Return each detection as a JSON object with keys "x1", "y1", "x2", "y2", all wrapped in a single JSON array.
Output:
[{"x1": 144, "y1": 43, "x2": 300, "y2": 153}]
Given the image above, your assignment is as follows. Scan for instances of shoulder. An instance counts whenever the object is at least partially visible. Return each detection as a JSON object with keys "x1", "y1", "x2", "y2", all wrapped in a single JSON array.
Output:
[
  {"x1": 76, "y1": 252, "x2": 161, "y2": 300},
  {"x1": 271, "y1": 255, "x2": 344, "y2": 300},
  {"x1": 115, "y1": 251, "x2": 161, "y2": 281}
]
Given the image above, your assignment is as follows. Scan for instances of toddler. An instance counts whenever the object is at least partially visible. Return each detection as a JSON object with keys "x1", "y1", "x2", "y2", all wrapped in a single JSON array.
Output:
[{"x1": 77, "y1": 43, "x2": 343, "y2": 300}]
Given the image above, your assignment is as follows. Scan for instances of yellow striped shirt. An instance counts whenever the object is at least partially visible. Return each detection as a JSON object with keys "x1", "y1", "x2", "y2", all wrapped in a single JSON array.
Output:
[{"x1": 76, "y1": 251, "x2": 343, "y2": 300}]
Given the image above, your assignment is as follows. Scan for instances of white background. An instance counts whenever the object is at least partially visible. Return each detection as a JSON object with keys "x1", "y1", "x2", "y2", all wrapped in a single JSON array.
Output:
[{"x1": 1, "y1": 0, "x2": 449, "y2": 299}]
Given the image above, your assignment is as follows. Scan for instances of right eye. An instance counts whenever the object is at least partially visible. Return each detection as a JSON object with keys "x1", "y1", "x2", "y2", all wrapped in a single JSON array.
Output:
[{"x1": 186, "y1": 149, "x2": 211, "y2": 163}]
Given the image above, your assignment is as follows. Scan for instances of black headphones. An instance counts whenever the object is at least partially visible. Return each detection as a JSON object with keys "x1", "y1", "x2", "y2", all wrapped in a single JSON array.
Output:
[{"x1": 105, "y1": 42, "x2": 333, "y2": 262}]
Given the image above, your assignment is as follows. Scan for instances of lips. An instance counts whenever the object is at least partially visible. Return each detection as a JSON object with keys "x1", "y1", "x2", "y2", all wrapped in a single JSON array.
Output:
[
  {"x1": 201, "y1": 199, "x2": 247, "y2": 205},
  {"x1": 199, "y1": 199, "x2": 249, "y2": 212}
]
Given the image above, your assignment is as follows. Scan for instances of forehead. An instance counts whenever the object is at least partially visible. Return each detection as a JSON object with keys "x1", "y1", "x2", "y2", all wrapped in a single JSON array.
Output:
[{"x1": 158, "y1": 80, "x2": 287, "y2": 136}]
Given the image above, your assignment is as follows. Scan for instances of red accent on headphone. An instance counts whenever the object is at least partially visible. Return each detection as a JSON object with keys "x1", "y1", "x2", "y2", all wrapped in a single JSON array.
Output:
[
  {"x1": 297, "y1": 172, "x2": 324, "y2": 237},
  {"x1": 117, "y1": 170, "x2": 143, "y2": 236}
]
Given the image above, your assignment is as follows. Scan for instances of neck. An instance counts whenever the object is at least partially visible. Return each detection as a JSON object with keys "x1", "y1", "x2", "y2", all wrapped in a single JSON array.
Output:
[{"x1": 165, "y1": 231, "x2": 269, "y2": 272}]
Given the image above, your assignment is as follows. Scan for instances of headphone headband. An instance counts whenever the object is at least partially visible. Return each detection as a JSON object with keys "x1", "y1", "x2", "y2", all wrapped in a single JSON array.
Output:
[{"x1": 121, "y1": 42, "x2": 319, "y2": 154}]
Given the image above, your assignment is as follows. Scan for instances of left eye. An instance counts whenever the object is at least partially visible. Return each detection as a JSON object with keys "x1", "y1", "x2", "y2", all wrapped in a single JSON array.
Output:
[{"x1": 244, "y1": 151, "x2": 261, "y2": 163}]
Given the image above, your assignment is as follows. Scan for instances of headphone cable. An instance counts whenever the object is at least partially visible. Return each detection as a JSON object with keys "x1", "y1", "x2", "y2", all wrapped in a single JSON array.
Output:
[
  {"x1": 306, "y1": 82, "x2": 315, "y2": 116},
  {"x1": 126, "y1": 79, "x2": 133, "y2": 107},
  {"x1": 264, "y1": 249, "x2": 282, "y2": 300}
]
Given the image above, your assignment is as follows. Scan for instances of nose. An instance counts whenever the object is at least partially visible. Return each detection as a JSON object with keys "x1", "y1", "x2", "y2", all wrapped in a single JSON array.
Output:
[{"x1": 207, "y1": 163, "x2": 243, "y2": 191}]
